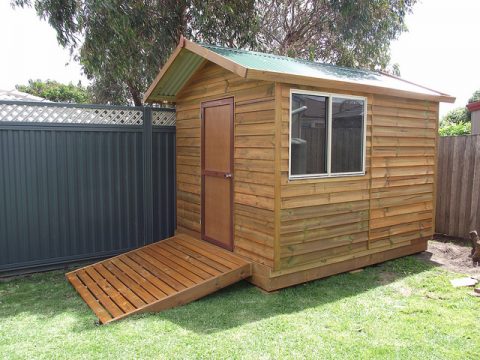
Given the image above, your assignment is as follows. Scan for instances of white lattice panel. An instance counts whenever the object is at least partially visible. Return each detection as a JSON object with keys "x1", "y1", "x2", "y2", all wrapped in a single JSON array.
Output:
[
  {"x1": 152, "y1": 110, "x2": 176, "y2": 126},
  {"x1": 0, "y1": 103, "x2": 143, "y2": 125}
]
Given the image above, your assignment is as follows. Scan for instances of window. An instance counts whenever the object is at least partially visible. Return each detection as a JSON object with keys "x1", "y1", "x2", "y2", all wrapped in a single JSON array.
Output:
[{"x1": 289, "y1": 90, "x2": 366, "y2": 179}]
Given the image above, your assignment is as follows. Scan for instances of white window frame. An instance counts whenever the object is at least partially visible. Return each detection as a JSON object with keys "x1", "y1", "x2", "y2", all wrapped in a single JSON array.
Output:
[{"x1": 288, "y1": 89, "x2": 367, "y2": 180}]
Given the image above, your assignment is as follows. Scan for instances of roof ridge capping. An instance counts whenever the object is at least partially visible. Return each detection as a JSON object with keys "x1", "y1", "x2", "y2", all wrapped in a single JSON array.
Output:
[{"x1": 144, "y1": 36, "x2": 455, "y2": 104}]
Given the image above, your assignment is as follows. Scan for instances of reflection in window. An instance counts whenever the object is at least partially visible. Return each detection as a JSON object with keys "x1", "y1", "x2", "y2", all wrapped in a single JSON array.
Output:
[
  {"x1": 331, "y1": 98, "x2": 364, "y2": 173},
  {"x1": 290, "y1": 91, "x2": 365, "y2": 178},
  {"x1": 291, "y1": 94, "x2": 327, "y2": 175}
]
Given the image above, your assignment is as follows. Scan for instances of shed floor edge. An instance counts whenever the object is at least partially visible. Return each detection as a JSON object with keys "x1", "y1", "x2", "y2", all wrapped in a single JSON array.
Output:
[{"x1": 247, "y1": 238, "x2": 428, "y2": 292}]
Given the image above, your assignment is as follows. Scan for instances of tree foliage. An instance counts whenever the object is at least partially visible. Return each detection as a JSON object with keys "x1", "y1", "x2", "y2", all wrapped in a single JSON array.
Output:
[
  {"x1": 441, "y1": 107, "x2": 471, "y2": 126},
  {"x1": 468, "y1": 89, "x2": 480, "y2": 104},
  {"x1": 439, "y1": 88, "x2": 480, "y2": 136},
  {"x1": 438, "y1": 121, "x2": 471, "y2": 137},
  {"x1": 256, "y1": 0, "x2": 416, "y2": 70},
  {"x1": 12, "y1": 0, "x2": 417, "y2": 105},
  {"x1": 439, "y1": 88, "x2": 480, "y2": 135},
  {"x1": 16, "y1": 79, "x2": 91, "y2": 103},
  {"x1": 439, "y1": 107, "x2": 471, "y2": 137}
]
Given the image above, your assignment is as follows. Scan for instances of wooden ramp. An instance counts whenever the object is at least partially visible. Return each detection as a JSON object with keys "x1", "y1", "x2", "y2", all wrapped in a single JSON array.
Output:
[{"x1": 66, "y1": 234, "x2": 252, "y2": 324}]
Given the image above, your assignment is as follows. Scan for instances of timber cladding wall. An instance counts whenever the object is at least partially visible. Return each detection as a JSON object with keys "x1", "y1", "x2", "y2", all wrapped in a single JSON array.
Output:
[
  {"x1": 277, "y1": 83, "x2": 437, "y2": 272},
  {"x1": 175, "y1": 61, "x2": 438, "y2": 276},
  {"x1": 175, "y1": 62, "x2": 276, "y2": 267}
]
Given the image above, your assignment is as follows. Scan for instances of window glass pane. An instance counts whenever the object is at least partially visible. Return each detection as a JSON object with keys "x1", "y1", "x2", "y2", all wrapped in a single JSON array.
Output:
[
  {"x1": 331, "y1": 97, "x2": 364, "y2": 173},
  {"x1": 291, "y1": 93, "x2": 328, "y2": 175}
]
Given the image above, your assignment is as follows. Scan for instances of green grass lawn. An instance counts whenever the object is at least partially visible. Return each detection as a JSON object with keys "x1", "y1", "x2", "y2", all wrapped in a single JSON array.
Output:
[{"x1": 0, "y1": 256, "x2": 478, "y2": 359}]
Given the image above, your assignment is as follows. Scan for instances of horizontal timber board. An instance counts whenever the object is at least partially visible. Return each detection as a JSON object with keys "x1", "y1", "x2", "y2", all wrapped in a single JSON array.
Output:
[
  {"x1": 270, "y1": 239, "x2": 428, "y2": 282},
  {"x1": 370, "y1": 175, "x2": 434, "y2": 189},
  {"x1": 280, "y1": 242, "x2": 369, "y2": 269},
  {"x1": 370, "y1": 201, "x2": 433, "y2": 219},
  {"x1": 281, "y1": 200, "x2": 370, "y2": 221},
  {"x1": 281, "y1": 210, "x2": 369, "y2": 234},
  {"x1": 280, "y1": 231, "x2": 369, "y2": 257},
  {"x1": 280, "y1": 221, "x2": 370, "y2": 245},
  {"x1": 370, "y1": 210, "x2": 433, "y2": 229},
  {"x1": 281, "y1": 189, "x2": 370, "y2": 209}
]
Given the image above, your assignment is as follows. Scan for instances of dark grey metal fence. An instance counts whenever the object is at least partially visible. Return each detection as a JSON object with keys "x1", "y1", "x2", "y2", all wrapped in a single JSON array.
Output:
[{"x1": 0, "y1": 101, "x2": 176, "y2": 275}]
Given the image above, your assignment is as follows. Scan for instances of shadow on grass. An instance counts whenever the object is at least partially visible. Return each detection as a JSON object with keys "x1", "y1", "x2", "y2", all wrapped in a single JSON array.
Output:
[
  {"x1": 412, "y1": 250, "x2": 445, "y2": 268},
  {"x1": 0, "y1": 254, "x2": 438, "y2": 334},
  {"x1": 0, "y1": 269, "x2": 96, "y2": 331}
]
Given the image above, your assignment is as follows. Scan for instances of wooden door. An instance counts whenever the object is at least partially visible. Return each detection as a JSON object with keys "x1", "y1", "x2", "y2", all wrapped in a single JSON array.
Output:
[{"x1": 201, "y1": 98, "x2": 234, "y2": 250}]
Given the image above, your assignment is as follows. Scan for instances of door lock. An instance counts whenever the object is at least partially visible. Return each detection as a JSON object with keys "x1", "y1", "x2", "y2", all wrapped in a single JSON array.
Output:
[{"x1": 224, "y1": 173, "x2": 232, "y2": 179}]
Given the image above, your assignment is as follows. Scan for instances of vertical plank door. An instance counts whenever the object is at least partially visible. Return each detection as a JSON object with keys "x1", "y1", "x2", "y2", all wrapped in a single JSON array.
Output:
[{"x1": 201, "y1": 98, "x2": 234, "y2": 250}]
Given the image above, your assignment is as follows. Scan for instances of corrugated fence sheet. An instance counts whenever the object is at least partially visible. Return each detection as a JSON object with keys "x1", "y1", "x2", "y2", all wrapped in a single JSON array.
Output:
[{"x1": 0, "y1": 101, "x2": 176, "y2": 274}]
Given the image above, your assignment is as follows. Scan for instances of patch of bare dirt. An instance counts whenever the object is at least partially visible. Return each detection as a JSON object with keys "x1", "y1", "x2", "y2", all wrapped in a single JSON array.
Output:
[{"x1": 415, "y1": 236, "x2": 480, "y2": 278}]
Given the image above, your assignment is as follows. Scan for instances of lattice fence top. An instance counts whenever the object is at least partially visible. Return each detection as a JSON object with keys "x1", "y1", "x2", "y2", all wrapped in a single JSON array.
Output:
[
  {"x1": 0, "y1": 101, "x2": 176, "y2": 126},
  {"x1": 152, "y1": 110, "x2": 176, "y2": 126}
]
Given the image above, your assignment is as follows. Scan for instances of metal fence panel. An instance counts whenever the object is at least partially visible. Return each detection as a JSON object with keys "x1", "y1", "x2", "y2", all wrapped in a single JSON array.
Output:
[
  {"x1": 0, "y1": 102, "x2": 176, "y2": 274},
  {"x1": 152, "y1": 128, "x2": 176, "y2": 241}
]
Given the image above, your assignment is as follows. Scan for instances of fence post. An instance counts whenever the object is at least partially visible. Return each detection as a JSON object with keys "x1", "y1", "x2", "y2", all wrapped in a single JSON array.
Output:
[{"x1": 143, "y1": 107, "x2": 154, "y2": 244}]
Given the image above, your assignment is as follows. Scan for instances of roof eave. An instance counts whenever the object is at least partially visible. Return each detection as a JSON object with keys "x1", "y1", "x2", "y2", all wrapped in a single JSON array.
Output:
[
  {"x1": 379, "y1": 71, "x2": 456, "y2": 103},
  {"x1": 246, "y1": 69, "x2": 456, "y2": 103},
  {"x1": 143, "y1": 36, "x2": 186, "y2": 104}
]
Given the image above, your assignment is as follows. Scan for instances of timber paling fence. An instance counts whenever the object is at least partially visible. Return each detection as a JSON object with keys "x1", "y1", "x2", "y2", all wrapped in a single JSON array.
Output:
[
  {"x1": 436, "y1": 134, "x2": 480, "y2": 239},
  {"x1": 0, "y1": 100, "x2": 176, "y2": 275}
]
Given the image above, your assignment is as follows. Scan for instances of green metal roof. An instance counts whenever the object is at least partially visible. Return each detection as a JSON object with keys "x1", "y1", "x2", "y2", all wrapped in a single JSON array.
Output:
[
  {"x1": 145, "y1": 39, "x2": 454, "y2": 103},
  {"x1": 201, "y1": 44, "x2": 445, "y2": 97}
]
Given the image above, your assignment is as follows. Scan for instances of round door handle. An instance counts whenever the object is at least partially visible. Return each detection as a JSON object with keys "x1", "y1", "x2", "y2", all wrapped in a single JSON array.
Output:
[{"x1": 224, "y1": 173, "x2": 232, "y2": 179}]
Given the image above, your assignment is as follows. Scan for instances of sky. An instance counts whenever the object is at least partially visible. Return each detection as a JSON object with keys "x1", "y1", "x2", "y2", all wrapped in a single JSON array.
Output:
[
  {"x1": 1, "y1": 0, "x2": 479, "y2": 116},
  {"x1": 0, "y1": 1, "x2": 87, "y2": 88}
]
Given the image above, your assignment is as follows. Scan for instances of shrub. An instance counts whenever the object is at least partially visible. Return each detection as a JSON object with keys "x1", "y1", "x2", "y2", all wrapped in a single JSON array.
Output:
[
  {"x1": 439, "y1": 121, "x2": 471, "y2": 136},
  {"x1": 468, "y1": 89, "x2": 480, "y2": 104}
]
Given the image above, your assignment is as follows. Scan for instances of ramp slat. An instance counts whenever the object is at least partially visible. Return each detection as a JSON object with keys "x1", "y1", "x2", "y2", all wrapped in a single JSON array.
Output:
[
  {"x1": 102, "y1": 262, "x2": 157, "y2": 303},
  {"x1": 134, "y1": 249, "x2": 195, "y2": 287},
  {"x1": 174, "y1": 237, "x2": 242, "y2": 269},
  {"x1": 67, "y1": 274, "x2": 113, "y2": 324},
  {"x1": 131, "y1": 251, "x2": 192, "y2": 289},
  {"x1": 94, "y1": 264, "x2": 146, "y2": 308},
  {"x1": 166, "y1": 241, "x2": 230, "y2": 272},
  {"x1": 112, "y1": 258, "x2": 169, "y2": 298},
  {"x1": 178, "y1": 235, "x2": 248, "y2": 267},
  {"x1": 75, "y1": 270, "x2": 124, "y2": 318},
  {"x1": 66, "y1": 234, "x2": 252, "y2": 324},
  {"x1": 162, "y1": 242, "x2": 222, "y2": 277},
  {"x1": 85, "y1": 267, "x2": 136, "y2": 313},
  {"x1": 154, "y1": 244, "x2": 213, "y2": 280},
  {"x1": 148, "y1": 245, "x2": 206, "y2": 283}
]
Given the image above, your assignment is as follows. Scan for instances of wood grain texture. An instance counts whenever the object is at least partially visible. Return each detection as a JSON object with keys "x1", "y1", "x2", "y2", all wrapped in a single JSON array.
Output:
[
  {"x1": 176, "y1": 62, "x2": 276, "y2": 265},
  {"x1": 435, "y1": 134, "x2": 480, "y2": 238},
  {"x1": 66, "y1": 235, "x2": 252, "y2": 324},
  {"x1": 175, "y1": 61, "x2": 438, "y2": 285},
  {"x1": 277, "y1": 86, "x2": 436, "y2": 271}
]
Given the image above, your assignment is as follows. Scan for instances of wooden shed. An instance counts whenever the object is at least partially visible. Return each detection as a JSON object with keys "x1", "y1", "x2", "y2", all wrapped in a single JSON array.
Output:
[
  {"x1": 143, "y1": 37, "x2": 454, "y2": 291},
  {"x1": 67, "y1": 37, "x2": 455, "y2": 323}
]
